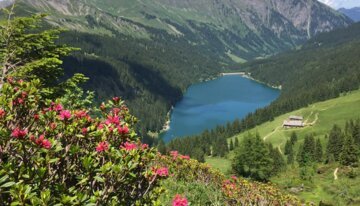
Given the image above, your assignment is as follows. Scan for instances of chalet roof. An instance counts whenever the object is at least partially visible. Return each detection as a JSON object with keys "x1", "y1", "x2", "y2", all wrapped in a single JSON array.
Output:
[
  {"x1": 283, "y1": 120, "x2": 304, "y2": 127},
  {"x1": 289, "y1": 115, "x2": 303, "y2": 120}
]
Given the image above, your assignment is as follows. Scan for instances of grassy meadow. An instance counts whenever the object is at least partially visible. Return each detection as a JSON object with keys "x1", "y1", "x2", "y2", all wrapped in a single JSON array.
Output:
[{"x1": 206, "y1": 89, "x2": 360, "y2": 205}]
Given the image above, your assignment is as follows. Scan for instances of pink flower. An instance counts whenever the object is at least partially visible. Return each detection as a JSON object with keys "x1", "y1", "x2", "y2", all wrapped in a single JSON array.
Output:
[
  {"x1": 11, "y1": 128, "x2": 27, "y2": 139},
  {"x1": 74, "y1": 110, "x2": 87, "y2": 119},
  {"x1": 97, "y1": 123, "x2": 104, "y2": 130},
  {"x1": 180, "y1": 155, "x2": 190, "y2": 160},
  {"x1": 112, "y1": 108, "x2": 121, "y2": 115},
  {"x1": 121, "y1": 142, "x2": 137, "y2": 151},
  {"x1": 59, "y1": 110, "x2": 71, "y2": 120},
  {"x1": 50, "y1": 122, "x2": 57, "y2": 130},
  {"x1": 156, "y1": 167, "x2": 169, "y2": 177},
  {"x1": 41, "y1": 139, "x2": 52, "y2": 149},
  {"x1": 117, "y1": 126, "x2": 129, "y2": 135},
  {"x1": 35, "y1": 135, "x2": 51, "y2": 149},
  {"x1": 105, "y1": 115, "x2": 120, "y2": 125},
  {"x1": 21, "y1": 91, "x2": 27, "y2": 98},
  {"x1": 141, "y1": 144, "x2": 149, "y2": 150},
  {"x1": 82, "y1": 128, "x2": 88, "y2": 135},
  {"x1": 17, "y1": 98, "x2": 24, "y2": 104},
  {"x1": 170, "y1": 151, "x2": 178, "y2": 159},
  {"x1": 96, "y1": 141, "x2": 109, "y2": 152},
  {"x1": 172, "y1": 194, "x2": 188, "y2": 206},
  {"x1": 33, "y1": 114, "x2": 39, "y2": 120},
  {"x1": 0, "y1": 109, "x2": 5, "y2": 118},
  {"x1": 54, "y1": 104, "x2": 63, "y2": 111},
  {"x1": 112, "y1": 97, "x2": 120, "y2": 103}
]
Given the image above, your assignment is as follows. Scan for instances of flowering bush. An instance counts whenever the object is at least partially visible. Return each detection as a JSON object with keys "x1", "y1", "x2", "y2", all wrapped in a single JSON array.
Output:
[
  {"x1": 0, "y1": 79, "x2": 166, "y2": 205},
  {"x1": 157, "y1": 151, "x2": 300, "y2": 205}
]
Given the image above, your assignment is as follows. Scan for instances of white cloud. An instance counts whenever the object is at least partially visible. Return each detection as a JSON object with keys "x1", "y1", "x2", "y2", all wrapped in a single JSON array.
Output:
[{"x1": 317, "y1": 0, "x2": 360, "y2": 9}]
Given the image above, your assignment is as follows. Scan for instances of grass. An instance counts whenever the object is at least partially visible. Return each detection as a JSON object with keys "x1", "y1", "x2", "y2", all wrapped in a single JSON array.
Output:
[
  {"x1": 205, "y1": 156, "x2": 232, "y2": 175},
  {"x1": 205, "y1": 89, "x2": 360, "y2": 204}
]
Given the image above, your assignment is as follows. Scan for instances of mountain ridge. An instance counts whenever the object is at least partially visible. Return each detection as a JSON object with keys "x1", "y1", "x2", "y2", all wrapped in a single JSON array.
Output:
[
  {"x1": 18, "y1": 0, "x2": 353, "y2": 60},
  {"x1": 339, "y1": 7, "x2": 360, "y2": 22}
]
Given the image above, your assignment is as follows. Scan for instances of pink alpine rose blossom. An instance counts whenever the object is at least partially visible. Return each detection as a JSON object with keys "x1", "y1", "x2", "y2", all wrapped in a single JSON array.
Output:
[
  {"x1": 96, "y1": 141, "x2": 109, "y2": 152},
  {"x1": 180, "y1": 155, "x2": 190, "y2": 160},
  {"x1": 172, "y1": 194, "x2": 188, "y2": 206},
  {"x1": 0, "y1": 109, "x2": 5, "y2": 118},
  {"x1": 74, "y1": 110, "x2": 87, "y2": 119},
  {"x1": 170, "y1": 151, "x2": 178, "y2": 159},
  {"x1": 156, "y1": 167, "x2": 169, "y2": 177},
  {"x1": 41, "y1": 139, "x2": 52, "y2": 149},
  {"x1": 11, "y1": 128, "x2": 27, "y2": 139},
  {"x1": 59, "y1": 110, "x2": 71, "y2": 120},
  {"x1": 118, "y1": 126, "x2": 129, "y2": 135},
  {"x1": 82, "y1": 128, "x2": 88, "y2": 135},
  {"x1": 121, "y1": 142, "x2": 137, "y2": 151}
]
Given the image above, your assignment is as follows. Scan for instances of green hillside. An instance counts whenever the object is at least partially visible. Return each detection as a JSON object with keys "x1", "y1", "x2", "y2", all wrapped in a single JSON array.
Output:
[{"x1": 207, "y1": 89, "x2": 360, "y2": 205}]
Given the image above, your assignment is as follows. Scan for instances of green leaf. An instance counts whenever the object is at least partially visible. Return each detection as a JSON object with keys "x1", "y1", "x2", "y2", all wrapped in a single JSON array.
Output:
[
  {"x1": 0, "y1": 174, "x2": 9, "y2": 183},
  {"x1": 94, "y1": 176, "x2": 105, "y2": 183},
  {"x1": 0, "y1": 181, "x2": 15, "y2": 188}
]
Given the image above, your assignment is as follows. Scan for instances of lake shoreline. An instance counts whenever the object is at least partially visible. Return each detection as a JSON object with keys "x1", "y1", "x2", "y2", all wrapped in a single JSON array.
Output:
[
  {"x1": 220, "y1": 72, "x2": 282, "y2": 90},
  {"x1": 159, "y1": 74, "x2": 280, "y2": 142}
]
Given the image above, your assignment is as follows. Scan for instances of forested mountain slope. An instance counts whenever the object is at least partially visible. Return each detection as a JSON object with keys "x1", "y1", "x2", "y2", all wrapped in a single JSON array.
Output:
[
  {"x1": 167, "y1": 22, "x2": 360, "y2": 161},
  {"x1": 4, "y1": 0, "x2": 352, "y2": 136}
]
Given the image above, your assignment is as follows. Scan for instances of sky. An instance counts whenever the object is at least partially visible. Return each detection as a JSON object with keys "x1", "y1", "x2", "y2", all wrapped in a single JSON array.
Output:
[{"x1": 317, "y1": 0, "x2": 360, "y2": 9}]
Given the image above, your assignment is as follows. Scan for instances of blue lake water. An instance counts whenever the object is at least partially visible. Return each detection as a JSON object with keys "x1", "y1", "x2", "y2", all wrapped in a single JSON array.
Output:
[{"x1": 162, "y1": 75, "x2": 280, "y2": 142}]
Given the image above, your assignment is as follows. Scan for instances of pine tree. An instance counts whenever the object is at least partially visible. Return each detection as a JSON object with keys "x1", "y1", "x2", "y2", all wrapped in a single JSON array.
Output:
[
  {"x1": 290, "y1": 132, "x2": 298, "y2": 145},
  {"x1": 315, "y1": 138, "x2": 323, "y2": 163},
  {"x1": 234, "y1": 137, "x2": 239, "y2": 147},
  {"x1": 269, "y1": 144, "x2": 286, "y2": 175},
  {"x1": 0, "y1": 10, "x2": 85, "y2": 96},
  {"x1": 303, "y1": 134, "x2": 316, "y2": 162},
  {"x1": 326, "y1": 125, "x2": 345, "y2": 162},
  {"x1": 229, "y1": 139, "x2": 234, "y2": 151},
  {"x1": 287, "y1": 145, "x2": 294, "y2": 165},
  {"x1": 232, "y1": 133, "x2": 273, "y2": 181},
  {"x1": 340, "y1": 135, "x2": 358, "y2": 166},
  {"x1": 284, "y1": 140, "x2": 292, "y2": 155}
]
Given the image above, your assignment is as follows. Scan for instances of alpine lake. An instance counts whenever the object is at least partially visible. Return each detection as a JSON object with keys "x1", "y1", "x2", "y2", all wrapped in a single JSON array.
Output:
[{"x1": 162, "y1": 75, "x2": 280, "y2": 142}]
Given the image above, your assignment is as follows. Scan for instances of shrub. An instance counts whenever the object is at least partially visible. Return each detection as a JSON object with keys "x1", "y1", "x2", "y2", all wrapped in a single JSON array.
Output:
[{"x1": 0, "y1": 79, "x2": 166, "y2": 205}]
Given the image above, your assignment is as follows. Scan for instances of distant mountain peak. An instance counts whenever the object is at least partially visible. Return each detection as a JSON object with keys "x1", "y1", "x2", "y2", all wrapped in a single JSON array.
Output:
[
  {"x1": 339, "y1": 7, "x2": 360, "y2": 22},
  {"x1": 16, "y1": 0, "x2": 352, "y2": 60}
]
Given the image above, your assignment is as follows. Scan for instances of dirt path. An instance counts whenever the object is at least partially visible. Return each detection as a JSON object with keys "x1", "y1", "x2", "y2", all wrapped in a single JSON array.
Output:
[
  {"x1": 278, "y1": 145, "x2": 283, "y2": 155},
  {"x1": 334, "y1": 168, "x2": 339, "y2": 180},
  {"x1": 263, "y1": 126, "x2": 281, "y2": 141},
  {"x1": 304, "y1": 111, "x2": 314, "y2": 124},
  {"x1": 308, "y1": 113, "x2": 319, "y2": 126}
]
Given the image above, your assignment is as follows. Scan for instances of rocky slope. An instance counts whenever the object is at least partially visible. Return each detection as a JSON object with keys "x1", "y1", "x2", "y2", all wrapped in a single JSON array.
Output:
[{"x1": 17, "y1": 0, "x2": 352, "y2": 60}]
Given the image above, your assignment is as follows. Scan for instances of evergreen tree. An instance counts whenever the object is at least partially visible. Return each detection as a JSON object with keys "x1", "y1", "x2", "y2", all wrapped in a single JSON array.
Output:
[
  {"x1": 284, "y1": 140, "x2": 292, "y2": 155},
  {"x1": 326, "y1": 125, "x2": 345, "y2": 162},
  {"x1": 232, "y1": 133, "x2": 273, "y2": 181},
  {"x1": 287, "y1": 145, "x2": 294, "y2": 165},
  {"x1": 340, "y1": 135, "x2": 358, "y2": 166},
  {"x1": 234, "y1": 137, "x2": 239, "y2": 147},
  {"x1": 0, "y1": 11, "x2": 86, "y2": 96},
  {"x1": 303, "y1": 134, "x2": 316, "y2": 162},
  {"x1": 269, "y1": 144, "x2": 286, "y2": 175},
  {"x1": 229, "y1": 139, "x2": 234, "y2": 151},
  {"x1": 297, "y1": 135, "x2": 316, "y2": 167},
  {"x1": 315, "y1": 138, "x2": 323, "y2": 163},
  {"x1": 290, "y1": 132, "x2": 298, "y2": 145}
]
